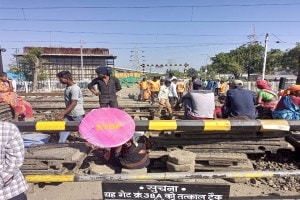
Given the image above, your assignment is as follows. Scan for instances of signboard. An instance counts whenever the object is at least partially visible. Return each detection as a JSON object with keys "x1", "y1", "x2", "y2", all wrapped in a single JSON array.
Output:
[{"x1": 102, "y1": 181, "x2": 230, "y2": 200}]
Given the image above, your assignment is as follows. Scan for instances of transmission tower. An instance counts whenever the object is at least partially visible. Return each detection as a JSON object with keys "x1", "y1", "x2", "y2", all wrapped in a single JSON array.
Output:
[
  {"x1": 247, "y1": 25, "x2": 257, "y2": 44},
  {"x1": 130, "y1": 48, "x2": 145, "y2": 71}
]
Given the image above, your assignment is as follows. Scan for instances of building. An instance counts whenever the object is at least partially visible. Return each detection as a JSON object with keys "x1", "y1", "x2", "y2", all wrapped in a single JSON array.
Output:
[{"x1": 16, "y1": 47, "x2": 117, "y2": 81}]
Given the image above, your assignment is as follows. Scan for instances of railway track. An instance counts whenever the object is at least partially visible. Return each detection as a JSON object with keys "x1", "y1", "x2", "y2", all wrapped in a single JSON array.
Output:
[{"x1": 3, "y1": 92, "x2": 299, "y2": 193}]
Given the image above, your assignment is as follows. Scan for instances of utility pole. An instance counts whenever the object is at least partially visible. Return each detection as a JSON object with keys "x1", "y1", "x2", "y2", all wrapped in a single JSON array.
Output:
[
  {"x1": 296, "y1": 56, "x2": 300, "y2": 84},
  {"x1": 184, "y1": 63, "x2": 189, "y2": 78},
  {"x1": 141, "y1": 64, "x2": 145, "y2": 76},
  {"x1": 0, "y1": 46, "x2": 6, "y2": 73},
  {"x1": 80, "y1": 40, "x2": 84, "y2": 80},
  {"x1": 262, "y1": 33, "x2": 269, "y2": 80}
]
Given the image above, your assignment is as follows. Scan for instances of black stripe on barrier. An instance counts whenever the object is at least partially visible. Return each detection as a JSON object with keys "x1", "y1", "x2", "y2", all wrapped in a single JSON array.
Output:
[
  {"x1": 230, "y1": 120, "x2": 261, "y2": 133},
  {"x1": 135, "y1": 120, "x2": 149, "y2": 131},
  {"x1": 176, "y1": 120, "x2": 204, "y2": 131},
  {"x1": 288, "y1": 120, "x2": 300, "y2": 131},
  {"x1": 16, "y1": 122, "x2": 37, "y2": 132},
  {"x1": 66, "y1": 121, "x2": 80, "y2": 132}
]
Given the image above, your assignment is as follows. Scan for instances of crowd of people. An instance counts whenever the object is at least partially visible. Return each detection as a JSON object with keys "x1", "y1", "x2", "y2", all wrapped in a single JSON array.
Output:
[{"x1": 137, "y1": 73, "x2": 300, "y2": 121}]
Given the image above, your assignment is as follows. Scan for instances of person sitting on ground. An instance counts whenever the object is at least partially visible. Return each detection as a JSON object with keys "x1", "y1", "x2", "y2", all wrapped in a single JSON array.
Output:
[
  {"x1": 215, "y1": 95, "x2": 227, "y2": 119},
  {"x1": 272, "y1": 85, "x2": 300, "y2": 120},
  {"x1": 256, "y1": 79, "x2": 278, "y2": 119},
  {"x1": 225, "y1": 80, "x2": 257, "y2": 119},
  {"x1": 105, "y1": 132, "x2": 150, "y2": 173},
  {"x1": 181, "y1": 80, "x2": 215, "y2": 120},
  {"x1": 155, "y1": 79, "x2": 173, "y2": 119},
  {"x1": 0, "y1": 72, "x2": 33, "y2": 121}
]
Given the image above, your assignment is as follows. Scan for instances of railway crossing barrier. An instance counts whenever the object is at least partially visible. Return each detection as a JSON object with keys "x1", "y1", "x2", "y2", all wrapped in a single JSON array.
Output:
[{"x1": 13, "y1": 119, "x2": 300, "y2": 132}]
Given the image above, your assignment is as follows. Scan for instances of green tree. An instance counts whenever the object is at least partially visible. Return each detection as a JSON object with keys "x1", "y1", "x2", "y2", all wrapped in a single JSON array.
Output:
[
  {"x1": 266, "y1": 49, "x2": 284, "y2": 74},
  {"x1": 18, "y1": 48, "x2": 44, "y2": 91},
  {"x1": 210, "y1": 43, "x2": 264, "y2": 79},
  {"x1": 281, "y1": 43, "x2": 300, "y2": 74},
  {"x1": 186, "y1": 68, "x2": 197, "y2": 78}
]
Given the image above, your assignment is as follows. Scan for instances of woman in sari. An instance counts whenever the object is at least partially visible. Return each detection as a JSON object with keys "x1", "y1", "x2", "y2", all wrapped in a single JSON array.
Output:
[
  {"x1": 272, "y1": 84, "x2": 300, "y2": 120},
  {"x1": 0, "y1": 72, "x2": 33, "y2": 121},
  {"x1": 256, "y1": 79, "x2": 278, "y2": 118}
]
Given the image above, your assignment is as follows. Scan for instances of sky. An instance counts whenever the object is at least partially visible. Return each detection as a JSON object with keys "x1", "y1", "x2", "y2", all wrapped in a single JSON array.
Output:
[{"x1": 0, "y1": 0, "x2": 300, "y2": 73}]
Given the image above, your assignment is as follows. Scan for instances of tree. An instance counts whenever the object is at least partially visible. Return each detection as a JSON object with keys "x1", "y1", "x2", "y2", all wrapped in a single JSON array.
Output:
[
  {"x1": 19, "y1": 48, "x2": 44, "y2": 92},
  {"x1": 210, "y1": 43, "x2": 264, "y2": 79},
  {"x1": 266, "y1": 49, "x2": 284, "y2": 74},
  {"x1": 281, "y1": 43, "x2": 300, "y2": 74},
  {"x1": 186, "y1": 68, "x2": 197, "y2": 78}
]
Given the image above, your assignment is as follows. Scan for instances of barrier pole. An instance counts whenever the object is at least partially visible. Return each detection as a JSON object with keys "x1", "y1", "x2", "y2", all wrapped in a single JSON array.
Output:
[{"x1": 25, "y1": 170, "x2": 300, "y2": 183}]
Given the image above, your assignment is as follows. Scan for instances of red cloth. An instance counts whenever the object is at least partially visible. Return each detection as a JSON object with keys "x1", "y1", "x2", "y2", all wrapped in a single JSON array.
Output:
[{"x1": 256, "y1": 79, "x2": 271, "y2": 90}]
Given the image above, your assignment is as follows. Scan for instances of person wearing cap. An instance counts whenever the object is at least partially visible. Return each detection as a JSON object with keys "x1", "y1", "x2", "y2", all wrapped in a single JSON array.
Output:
[
  {"x1": 225, "y1": 80, "x2": 257, "y2": 119},
  {"x1": 88, "y1": 67, "x2": 122, "y2": 108},
  {"x1": 181, "y1": 80, "x2": 215, "y2": 119},
  {"x1": 272, "y1": 85, "x2": 300, "y2": 120}
]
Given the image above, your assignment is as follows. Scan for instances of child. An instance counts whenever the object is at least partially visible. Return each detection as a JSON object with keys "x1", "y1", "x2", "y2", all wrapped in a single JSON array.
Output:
[{"x1": 215, "y1": 95, "x2": 227, "y2": 118}]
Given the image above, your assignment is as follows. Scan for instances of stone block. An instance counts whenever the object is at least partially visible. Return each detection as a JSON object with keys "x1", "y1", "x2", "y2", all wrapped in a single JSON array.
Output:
[
  {"x1": 166, "y1": 161, "x2": 195, "y2": 172},
  {"x1": 168, "y1": 150, "x2": 196, "y2": 165}
]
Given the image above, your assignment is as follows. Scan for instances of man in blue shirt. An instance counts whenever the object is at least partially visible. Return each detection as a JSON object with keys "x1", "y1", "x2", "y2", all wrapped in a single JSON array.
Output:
[{"x1": 226, "y1": 80, "x2": 257, "y2": 119}]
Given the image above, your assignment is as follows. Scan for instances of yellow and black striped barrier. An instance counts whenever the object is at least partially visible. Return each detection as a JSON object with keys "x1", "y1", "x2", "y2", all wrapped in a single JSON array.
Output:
[
  {"x1": 25, "y1": 170, "x2": 300, "y2": 183},
  {"x1": 13, "y1": 119, "x2": 300, "y2": 133}
]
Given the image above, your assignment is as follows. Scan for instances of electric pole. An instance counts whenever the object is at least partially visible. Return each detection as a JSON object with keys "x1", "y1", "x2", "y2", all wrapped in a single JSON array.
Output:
[
  {"x1": 262, "y1": 33, "x2": 269, "y2": 80},
  {"x1": 0, "y1": 46, "x2": 6, "y2": 73},
  {"x1": 80, "y1": 40, "x2": 84, "y2": 80},
  {"x1": 297, "y1": 57, "x2": 300, "y2": 84}
]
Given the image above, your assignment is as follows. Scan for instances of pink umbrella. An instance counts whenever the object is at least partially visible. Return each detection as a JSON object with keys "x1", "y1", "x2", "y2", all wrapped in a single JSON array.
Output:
[{"x1": 79, "y1": 108, "x2": 135, "y2": 148}]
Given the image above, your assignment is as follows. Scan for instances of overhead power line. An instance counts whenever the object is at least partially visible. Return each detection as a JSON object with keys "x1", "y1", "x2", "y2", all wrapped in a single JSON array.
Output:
[
  {"x1": 0, "y1": 40, "x2": 245, "y2": 46},
  {"x1": 1, "y1": 18, "x2": 300, "y2": 23},
  {"x1": 0, "y1": 3, "x2": 300, "y2": 9},
  {"x1": 1, "y1": 28, "x2": 299, "y2": 38},
  {"x1": 0, "y1": 28, "x2": 255, "y2": 37}
]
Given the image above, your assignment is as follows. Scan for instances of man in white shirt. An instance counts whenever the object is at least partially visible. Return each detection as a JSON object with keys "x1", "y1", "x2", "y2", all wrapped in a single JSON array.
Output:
[
  {"x1": 168, "y1": 77, "x2": 179, "y2": 109},
  {"x1": 155, "y1": 80, "x2": 173, "y2": 119}
]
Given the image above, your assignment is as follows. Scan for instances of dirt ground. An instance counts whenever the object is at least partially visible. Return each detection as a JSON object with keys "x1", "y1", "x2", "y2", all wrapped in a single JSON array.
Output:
[{"x1": 26, "y1": 179, "x2": 300, "y2": 200}]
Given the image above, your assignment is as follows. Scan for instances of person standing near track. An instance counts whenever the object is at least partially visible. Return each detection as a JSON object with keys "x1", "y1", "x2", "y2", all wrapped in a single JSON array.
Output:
[
  {"x1": 55, "y1": 71, "x2": 85, "y2": 143},
  {"x1": 88, "y1": 67, "x2": 122, "y2": 108}
]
